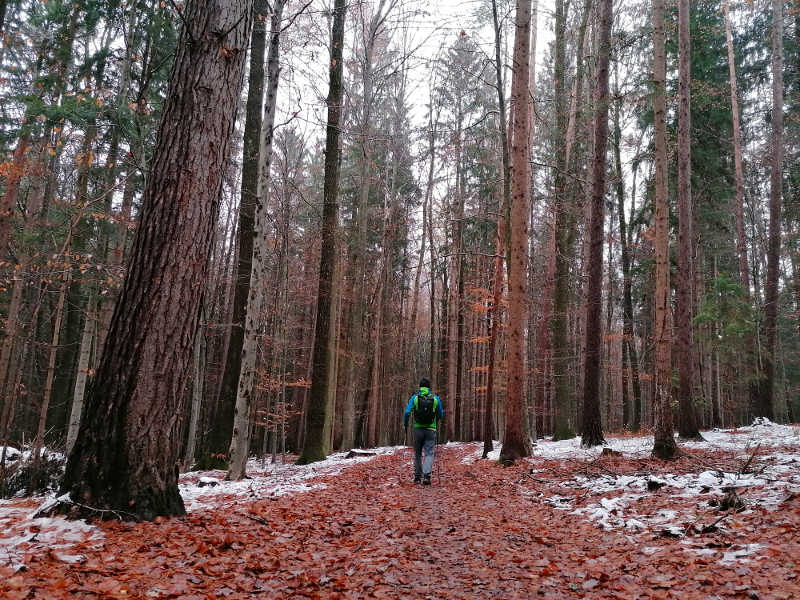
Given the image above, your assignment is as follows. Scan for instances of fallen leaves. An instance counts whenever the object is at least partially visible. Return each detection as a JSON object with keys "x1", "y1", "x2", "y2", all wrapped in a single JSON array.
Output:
[{"x1": 0, "y1": 441, "x2": 799, "y2": 598}]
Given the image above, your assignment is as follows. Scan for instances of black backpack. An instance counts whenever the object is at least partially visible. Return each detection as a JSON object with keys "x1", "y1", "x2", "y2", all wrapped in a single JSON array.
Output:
[{"x1": 413, "y1": 393, "x2": 436, "y2": 426}]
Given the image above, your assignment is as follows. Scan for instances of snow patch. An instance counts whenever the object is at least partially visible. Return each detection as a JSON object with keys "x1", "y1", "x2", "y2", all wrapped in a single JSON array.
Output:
[
  {"x1": 0, "y1": 498, "x2": 102, "y2": 571},
  {"x1": 179, "y1": 446, "x2": 399, "y2": 512}
]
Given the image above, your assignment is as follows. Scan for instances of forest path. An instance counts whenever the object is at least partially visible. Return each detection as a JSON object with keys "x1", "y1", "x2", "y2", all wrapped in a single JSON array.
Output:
[{"x1": 4, "y1": 442, "x2": 799, "y2": 599}]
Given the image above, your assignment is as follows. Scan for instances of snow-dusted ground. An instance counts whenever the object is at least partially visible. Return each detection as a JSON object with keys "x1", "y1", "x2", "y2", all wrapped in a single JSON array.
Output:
[
  {"x1": 178, "y1": 446, "x2": 403, "y2": 511},
  {"x1": 0, "y1": 446, "x2": 401, "y2": 571},
  {"x1": 1, "y1": 422, "x2": 797, "y2": 572},
  {"x1": 461, "y1": 420, "x2": 800, "y2": 566}
]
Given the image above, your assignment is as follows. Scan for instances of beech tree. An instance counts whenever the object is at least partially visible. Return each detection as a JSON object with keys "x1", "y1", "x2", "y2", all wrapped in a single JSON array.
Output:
[
  {"x1": 57, "y1": 0, "x2": 253, "y2": 519},
  {"x1": 228, "y1": 0, "x2": 288, "y2": 481},
  {"x1": 297, "y1": 0, "x2": 345, "y2": 465}
]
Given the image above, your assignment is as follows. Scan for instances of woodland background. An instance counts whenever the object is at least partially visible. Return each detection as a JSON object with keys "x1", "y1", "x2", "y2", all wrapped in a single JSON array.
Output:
[{"x1": 0, "y1": 0, "x2": 798, "y2": 502}]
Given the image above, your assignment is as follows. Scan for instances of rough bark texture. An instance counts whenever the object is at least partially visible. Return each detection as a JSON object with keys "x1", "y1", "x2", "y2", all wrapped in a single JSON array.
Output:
[
  {"x1": 651, "y1": 0, "x2": 677, "y2": 460},
  {"x1": 580, "y1": 0, "x2": 612, "y2": 448},
  {"x1": 486, "y1": 0, "x2": 510, "y2": 458},
  {"x1": 550, "y1": 0, "x2": 574, "y2": 441},
  {"x1": 296, "y1": 0, "x2": 345, "y2": 465},
  {"x1": 676, "y1": 0, "x2": 701, "y2": 440},
  {"x1": 228, "y1": 0, "x2": 286, "y2": 480},
  {"x1": 211, "y1": 0, "x2": 269, "y2": 460},
  {"x1": 58, "y1": 0, "x2": 252, "y2": 520},
  {"x1": 499, "y1": 0, "x2": 532, "y2": 465},
  {"x1": 760, "y1": 0, "x2": 783, "y2": 421}
]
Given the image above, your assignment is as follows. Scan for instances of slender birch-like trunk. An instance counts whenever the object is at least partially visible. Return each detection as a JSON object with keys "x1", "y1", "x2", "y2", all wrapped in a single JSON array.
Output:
[
  {"x1": 228, "y1": 0, "x2": 287, "y2": 480},
  {"x1": 67, "y1": 291, "x2": 96, "y2": 454}
]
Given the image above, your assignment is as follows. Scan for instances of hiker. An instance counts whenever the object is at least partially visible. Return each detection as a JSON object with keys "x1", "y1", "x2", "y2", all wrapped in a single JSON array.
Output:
[{"x1": 403, "y1": 377, "x2": 444, "y2": 485}]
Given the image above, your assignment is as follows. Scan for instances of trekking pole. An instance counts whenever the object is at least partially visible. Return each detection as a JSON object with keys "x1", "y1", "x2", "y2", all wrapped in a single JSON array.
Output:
[{"x1": 435, "y1": 421, "x2": 441, "y2": 485}]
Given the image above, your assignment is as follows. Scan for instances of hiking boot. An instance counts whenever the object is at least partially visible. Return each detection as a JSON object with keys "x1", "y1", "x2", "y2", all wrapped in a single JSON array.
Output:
[
  {"x1": 422, "y1": 474, "x2": 431, "y2": 485},
  {"x1": 413, "y1": 475, "x2": 421, "y2": 484}
]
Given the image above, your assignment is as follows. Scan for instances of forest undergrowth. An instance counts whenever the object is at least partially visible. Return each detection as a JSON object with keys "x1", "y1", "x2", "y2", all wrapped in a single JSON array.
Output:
[{"x1": 1, "y1": 426, "x2": 799, "y2": 599}]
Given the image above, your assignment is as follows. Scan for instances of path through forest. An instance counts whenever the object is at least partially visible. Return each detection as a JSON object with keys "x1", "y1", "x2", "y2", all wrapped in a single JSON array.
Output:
[{"x1": 2, "y1": 425, "x2": 799, "y2": 598}]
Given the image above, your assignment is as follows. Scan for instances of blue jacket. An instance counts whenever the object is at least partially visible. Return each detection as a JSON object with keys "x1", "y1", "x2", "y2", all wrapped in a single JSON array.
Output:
[{"x1": 403, "y1": 387, "x2": 444, "y2": 430}]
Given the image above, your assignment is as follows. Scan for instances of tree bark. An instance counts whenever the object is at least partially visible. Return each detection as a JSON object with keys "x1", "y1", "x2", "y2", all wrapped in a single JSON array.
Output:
[
  {"x1": 211, "y1": 0, "x2": 270, "y2": 461},
  {"x1": 485, "y1": 0, "x2": 511, "y2": 458},
  {"x1": 183, "y1": 323, "x2": 204, "y2": 471},
  {"x1": 228, "y1": 0, "x2": 287, "y2": 481},
  {"x1": 58, "y1": 0, "x2": 252, "y2": 520},
  {"x1": 297, "y1": 0, "x2": 345, "y2": 464},
  {"x1": 500, "y1": 0, "x2": 533, "y2": 464},
  {"x1": 651, "y1": 0, "x2": 677, "y2": 460},
  {"x1": 722, "y1": 0, "x2": 749, "y2": 294},
  {"x1": 676, "y1": 0, "x2": 701, "y2": 440},
  {"x1": 550, "y1": 0, "x2": 573, "y2": 441},
  {"x1": 760, "y1": 0, "x2": 783, "y2": 421},
  {"x1": 551, "y1": 0, "x2": 592, "y2": 441},
  {"x1": 580, "y1": 0, "x2": 612, "y2": 448},
  {"x1": 33, "y1": 271, "x2": 71, "y2": 464},
  {"x1": 67, "y1": 291, "x2": 96, "y2": 455}
]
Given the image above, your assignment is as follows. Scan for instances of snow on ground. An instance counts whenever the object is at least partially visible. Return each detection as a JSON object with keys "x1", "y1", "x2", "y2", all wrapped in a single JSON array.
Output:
[
  {"x1": 1, "y1": 423, "x2": 797, "y2": 571},
  {"x1": 0, "y1": 446, "x2": 400, "y2": 571},
  {"x1": 460, "y1": 420, "x2": 799, "y2": 566},
  {"x1": 0, "y1": 496, "x2": 103, "y2": 571},
  {"x1": 178, "y1": 446, "x2": 402, "y2": 512}
]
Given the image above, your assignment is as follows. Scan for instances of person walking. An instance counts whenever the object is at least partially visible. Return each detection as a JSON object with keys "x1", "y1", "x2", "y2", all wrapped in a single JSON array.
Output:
[{"x1": 403, "y1": 377, "x2": 444, "y2": 485}]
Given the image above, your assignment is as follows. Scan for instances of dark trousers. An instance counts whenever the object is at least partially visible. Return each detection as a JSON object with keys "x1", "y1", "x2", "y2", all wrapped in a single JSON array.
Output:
[{"x1": 413, "y1": 427, "x2": 436, "y2": 478}]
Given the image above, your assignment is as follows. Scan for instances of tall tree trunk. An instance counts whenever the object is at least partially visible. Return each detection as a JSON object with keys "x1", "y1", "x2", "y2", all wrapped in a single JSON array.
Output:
[
  {"x1": 760, "y1": 0, "x2": 783, "y2": 421},
  {"x1": 550, "y1": 0, "x2": 591, "y2": 441},
  {"x1": 183, "y1": 323, "x2": 204, "y2": 470},
  {"x1": 57, "y1": 0, "x2": 252, "y2": 520},
  {"x1": 446, "y1": 102, "x2": 465, "y2": 442},
  {"x1": 500, "y1": 0, "x2": 533, "y2": 464},
  {"x1": 651, "y1": 0, "x2": 677, "y2": 460},
  {"x1": 550, "y1": 0, "x2": 573, "y2": 441},
  {"x1": 612, "y1": 91, "x2": 632, "y2": 429},
  {"x1": 211, "y1": 0, "x2": 270, "y2": 461},
  {"x1": 676, "y1": 0, "x2": 701, "y2": 440},
  {"x1": 723, "y1": 0, "x2": 749, "y2": 294},
  {"x1": 228, "y1": 0, "x2": 287, "y2": 480},
  {"x1": 297, "y1": 0, "x2": 345, "y2": 464},
  {"x1": 33, "y1": 271, "x2": 71, "y2": 464},
  {"x1": 67, "y1": 291, "x2": 96, "y2": 455},
  {"x1": 485, "y1": 0, "x2": 511, "y2": 458},
  {"x1": 581, "y1": 0, "x2": 612, "y2": 448}
]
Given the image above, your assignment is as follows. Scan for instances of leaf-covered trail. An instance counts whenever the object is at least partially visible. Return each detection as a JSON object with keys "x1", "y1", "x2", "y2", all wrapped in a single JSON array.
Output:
[{"x1": 4, "y1": 442, "x2": 800, "y2": 599}]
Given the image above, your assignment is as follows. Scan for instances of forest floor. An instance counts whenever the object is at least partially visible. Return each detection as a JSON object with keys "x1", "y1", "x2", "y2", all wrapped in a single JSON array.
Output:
[{"x1": 1, "y1": 421, "x2": 799, "y2": 599}]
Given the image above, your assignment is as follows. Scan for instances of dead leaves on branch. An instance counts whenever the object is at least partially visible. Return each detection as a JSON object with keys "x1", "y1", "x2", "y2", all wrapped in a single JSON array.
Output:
[{"x1": 2, "y1": 444, "x2": 799, "y2": 599}]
